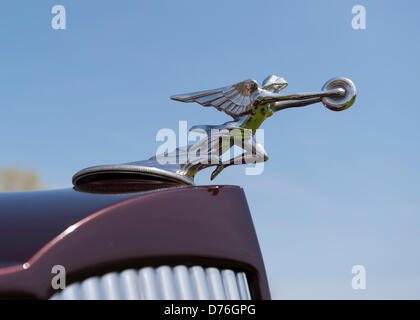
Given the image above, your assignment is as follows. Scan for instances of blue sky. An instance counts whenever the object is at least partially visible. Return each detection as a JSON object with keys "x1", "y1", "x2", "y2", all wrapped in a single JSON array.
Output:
[{"x1": 1, "y1": 0, "x2": 419, "y2": 298}]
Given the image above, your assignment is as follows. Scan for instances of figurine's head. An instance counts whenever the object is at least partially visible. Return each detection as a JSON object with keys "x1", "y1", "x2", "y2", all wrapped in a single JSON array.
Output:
[{"x1": 262, "y1": 75, "x2": 288, "y2": 93}]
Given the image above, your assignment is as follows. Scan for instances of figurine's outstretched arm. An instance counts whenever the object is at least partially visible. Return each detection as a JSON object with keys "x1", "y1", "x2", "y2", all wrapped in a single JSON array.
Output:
[
  {"x1": 268, "y1": 77, "x2": 357, "y2": 113},
  {"x1": 271, "y1": 97, "x2": 322, "y2": 112},
  {"x1": 255, "y1": 88, "x2": 345, "y2": 105}
]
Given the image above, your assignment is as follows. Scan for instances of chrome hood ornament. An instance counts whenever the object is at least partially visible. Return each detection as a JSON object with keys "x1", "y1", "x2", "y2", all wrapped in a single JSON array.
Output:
[{"x1": 73, "y1": 76, "x2": 356, "y2": 186}]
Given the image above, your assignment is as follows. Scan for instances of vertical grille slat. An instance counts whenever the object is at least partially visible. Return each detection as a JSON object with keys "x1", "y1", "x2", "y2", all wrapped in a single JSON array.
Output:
[
  {"x1": 101, "y1": 272, "x2": 122, "y2": 300},
  {"x1": 50, "y1": 265, "x2": 252, "y2": 300},
  {"x1": 138, "y1": 267, "x2": 159, "y2": 299},
  {"x1": 120, "y1": 269, "x2": 141, "y2": 300},
  {"x1": 156, "y1": 266, "x2": 177, "y2": 299},
  {"x1": 206, "y1": 267, "x2": 226, "y2": 300},
  {"x1": 81, "y1": 277, "x2": 102, "y2": 300},
  {"x1": 173, "y1": 265, "x2": 194, "y2": 300},
  {"x1": 236, "y1": 272, "x2": 251, "y2": 300},
  {"x1": 190, "y1": 266, "x2": 210, "y2": 299},
  {"x1": 61, "y1": 283, "x2": 82, "y2": 300},
  {"x1": 222, "y1": 269, "x2": 241, "y2": 300}
]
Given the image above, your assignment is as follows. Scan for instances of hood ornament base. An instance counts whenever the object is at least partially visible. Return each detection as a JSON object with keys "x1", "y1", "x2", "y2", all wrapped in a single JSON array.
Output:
[{"x1": 73, "y1": 162, "x2": 195, "y2": 186}]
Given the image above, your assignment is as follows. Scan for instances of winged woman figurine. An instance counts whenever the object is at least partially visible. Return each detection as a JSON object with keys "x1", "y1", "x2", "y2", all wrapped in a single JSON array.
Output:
[
  {"x1": 170, "y1": 75, "x2": 288, "y2": 180},
  {"x1": 170, "y1": 75, "x2": 356, "y2": 180}
]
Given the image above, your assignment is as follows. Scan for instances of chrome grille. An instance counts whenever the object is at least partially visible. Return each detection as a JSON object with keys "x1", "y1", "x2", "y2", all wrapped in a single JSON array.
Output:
[{"x1": 50, "y1": 265, "x2": 251, "y2": 300}]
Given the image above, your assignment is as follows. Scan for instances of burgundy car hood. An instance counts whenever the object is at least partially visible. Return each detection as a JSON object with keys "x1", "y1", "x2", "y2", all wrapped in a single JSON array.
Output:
[{"x1": 0, "y1": 185, "x2": 270, "y2": 299}]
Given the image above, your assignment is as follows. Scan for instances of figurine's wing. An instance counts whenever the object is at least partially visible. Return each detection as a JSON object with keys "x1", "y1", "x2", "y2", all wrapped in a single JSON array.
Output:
[{"x1": 171, "y1": 79, "x2": 259, "y2": 119}]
